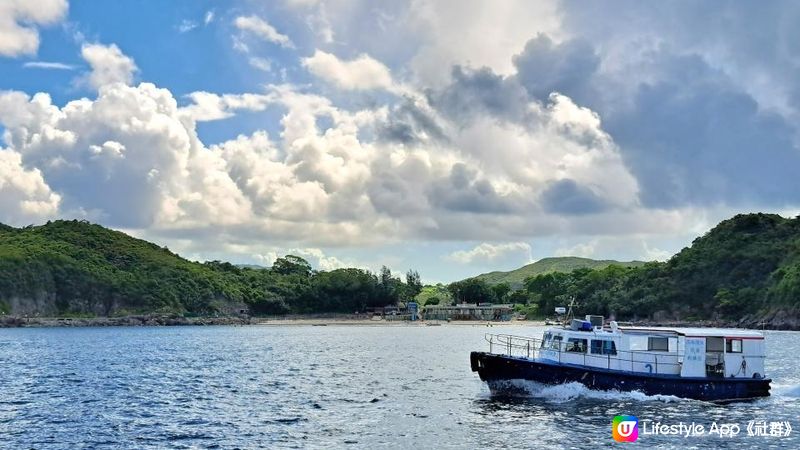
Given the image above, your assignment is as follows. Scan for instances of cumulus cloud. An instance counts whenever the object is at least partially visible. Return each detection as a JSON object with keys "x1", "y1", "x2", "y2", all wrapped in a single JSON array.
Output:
[
  {"x1": 254, "y1": 247, "x2": 352, "y2": 271},
  {"x1": 302, "y1": 50, "x2": 394, "y2": 91},
  {"x1": 513, "y1": 33, "x2": 600, "y2": 105},
  {"x1": 445, "y1": 242, "x2": 532, "y2": 265},
  {"x1": 0, "y1": 84, "x2": 250, "y2": 228},
  {"x1": 0, "y1": 149, "x2": 61, "y2": 225},
  {"x1": 234, "y1": 15, "x2": 293, "y2": 48},
  {"x1": 179, "y1": 91, "x2": 275, "y2": 122},
  {"x1": 0, "y1": 0, "x2": 68, "y2": 57},
  {"x1": 7, "y1": 1, "x2": 800, "y2": 275},
  {"x1": 407, "y1": 0, "x2": 563, "y2": 85},
  {"x1": 80, "y1": 43, "x2": 138, "y2": 90},
  {"x1": 554, "y1": 237, "x2": 673, "y2": 262}
]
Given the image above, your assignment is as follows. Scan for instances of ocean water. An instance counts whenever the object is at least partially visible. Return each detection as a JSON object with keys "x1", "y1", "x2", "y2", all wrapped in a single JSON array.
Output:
[{"x1": 0, "y1": 324, "x2": 798, "y2": 449}]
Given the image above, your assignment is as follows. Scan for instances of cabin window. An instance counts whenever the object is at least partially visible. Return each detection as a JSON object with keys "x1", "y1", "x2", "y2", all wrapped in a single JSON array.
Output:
[
  {"x1": 591, "y1": 340, "x2": 617, "y2": 355},
  {"x1": 566, "y1": 338, "x2": 587, "y2": 353},
  {"x1": 629, "y1": 336, "x2": 647, "y2": 351},
  {"x1": 541, "y1": 332, "x2": 552, "y2": 349},
  {"x1": 648, "y1": 337, "x2": 669, "y2": 351},
  {"x1": 726, "y1": 338, "x2": 743, "y2": 353},
  {"x1": 550, "y1": 335, "x2": 563, "y2": 351}
]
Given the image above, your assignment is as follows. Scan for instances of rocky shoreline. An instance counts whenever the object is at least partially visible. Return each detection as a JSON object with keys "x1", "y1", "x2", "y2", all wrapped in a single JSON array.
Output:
[{"x1": 0, "y1": 314, "x2": 251, "y2": 328}]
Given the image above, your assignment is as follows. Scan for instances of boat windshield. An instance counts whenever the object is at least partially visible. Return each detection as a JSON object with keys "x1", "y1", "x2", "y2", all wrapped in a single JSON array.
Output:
[
  {"x1": 550, "y1": 335, "x2": 563, "y2": 351},
  {"x1": 541, "y1": 332, "x2": 552, "y2": 349}
]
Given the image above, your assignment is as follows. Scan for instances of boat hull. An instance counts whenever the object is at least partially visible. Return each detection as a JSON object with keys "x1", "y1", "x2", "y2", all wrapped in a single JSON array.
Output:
[{"x1": 470, "y1": 352, "x2": 770, "y2": 402}]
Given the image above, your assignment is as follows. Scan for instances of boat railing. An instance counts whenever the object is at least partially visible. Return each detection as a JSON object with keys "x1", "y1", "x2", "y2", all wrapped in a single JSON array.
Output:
[{"x1": 484, "y1": 333, "x2": 688, "y2": 373}]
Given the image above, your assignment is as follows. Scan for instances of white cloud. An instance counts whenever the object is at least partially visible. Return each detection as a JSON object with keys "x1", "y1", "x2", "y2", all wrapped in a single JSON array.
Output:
[
  {"x1": 254, "y1": 247, "x2": 360, "y2": 271},
  {"x1": 302, "y1": 50, "x2": 394, "y2": 91},
  {"x1": 554, "y1": 240, "x2": 597, "y2": 259},
  {"x1": 178, "y1": 20, "x2": 198, "y2": 33},
  {"x1": 248, "y1": 56, "x2": 272, "y2": 72},
  {"x1": 0, "y1": 0, "x2": 68, "y2": 57},
  {"x1": 291, "y1": 248, "x2": 351, "y2": 271},
  {"x1": 554, "y1": 237, "x2": 674, "y2": 262},
  {"x1": 409, "y1": 0, "x2": 563, "y2": 85},
  {"x1": 204, "y1": 10, "x2": 215, "y2": 25},
  {"x1": 0, "y1": 84, "x2": 251, "y2": 229},
  {"x1": 0, "y1": 149, "x2": 61, "y2": 225},
  {"x1": 234, "y1": 15, "x2": 293, "y2": 48},
  {"x1": 80, "y1": 43, "x2": 138, "y2": 90},
  {"x1": 179, "y1": 91, "x2": 275, "y2": 122},
  {"x1": 445, "y1": 242, "x2": 532, "y2": 265},
  {"x1": 23, "y1": 61, "x2": 75, "y2": 70}
]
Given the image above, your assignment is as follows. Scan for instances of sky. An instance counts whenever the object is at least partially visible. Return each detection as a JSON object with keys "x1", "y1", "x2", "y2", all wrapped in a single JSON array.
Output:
[{"x1": 1, "y1": 0, "x2": 799, "y2": 283}]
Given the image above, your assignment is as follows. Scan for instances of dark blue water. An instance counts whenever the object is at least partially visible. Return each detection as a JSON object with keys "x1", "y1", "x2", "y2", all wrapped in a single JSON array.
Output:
[{"x1": 1, "y1": 325, "x2": 798, "y2": 449}]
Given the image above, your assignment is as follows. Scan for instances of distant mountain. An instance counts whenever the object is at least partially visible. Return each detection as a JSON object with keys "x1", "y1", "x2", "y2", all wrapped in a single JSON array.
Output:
[{"x1": 471, "y1": 257, "x2": 647, "y2": 289}]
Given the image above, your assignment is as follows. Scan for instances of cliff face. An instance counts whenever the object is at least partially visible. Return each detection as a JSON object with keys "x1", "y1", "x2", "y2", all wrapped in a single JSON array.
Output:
[{"x1": 4, "y1": 292, "x2": 58, "y2": 316}]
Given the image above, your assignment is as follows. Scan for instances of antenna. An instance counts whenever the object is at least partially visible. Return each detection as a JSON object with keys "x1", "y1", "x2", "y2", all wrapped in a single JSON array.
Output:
[{"x1": 562, "y1": 297, "x2": 578, "y2": 327}]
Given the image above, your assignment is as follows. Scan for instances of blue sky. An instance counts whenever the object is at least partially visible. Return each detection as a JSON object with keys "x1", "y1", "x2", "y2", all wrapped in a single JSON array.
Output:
[{"x1": 1, "y1": 0, "x2": 799, "y2": 283}]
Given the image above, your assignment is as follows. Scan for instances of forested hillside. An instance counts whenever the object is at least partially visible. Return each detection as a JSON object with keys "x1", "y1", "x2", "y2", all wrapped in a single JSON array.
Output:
[
  {"x1": 0, "y1": 220, "x2": 420, "y2": 317},
  {"x1": 521, "y1": 213, "x2": 800, "y2": 326}
]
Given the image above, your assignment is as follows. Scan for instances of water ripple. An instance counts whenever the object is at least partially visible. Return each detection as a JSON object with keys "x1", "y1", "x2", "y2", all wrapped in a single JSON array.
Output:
[{"x1": 0, "y1": 325, "x2": 797, "y2": 448}]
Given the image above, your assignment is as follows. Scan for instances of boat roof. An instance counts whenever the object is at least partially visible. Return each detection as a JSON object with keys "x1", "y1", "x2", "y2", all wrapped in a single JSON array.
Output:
[{"x1": 620, "y1": 326, "x2": 764, "y2": 339}]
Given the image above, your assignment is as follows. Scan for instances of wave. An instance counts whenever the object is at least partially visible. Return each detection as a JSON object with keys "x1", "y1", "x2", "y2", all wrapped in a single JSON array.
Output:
[
  {"x1": 771, "y1": 384, "x2": 800, "y2": 397},
  {"x1": 488, "y1": 379, "x2": 683, "y2": 403}
]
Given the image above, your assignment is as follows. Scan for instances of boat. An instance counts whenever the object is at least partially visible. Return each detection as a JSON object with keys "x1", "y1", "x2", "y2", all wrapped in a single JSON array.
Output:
[{"x1": 470, "y1": 315, "x2": 771, "y2": 402}]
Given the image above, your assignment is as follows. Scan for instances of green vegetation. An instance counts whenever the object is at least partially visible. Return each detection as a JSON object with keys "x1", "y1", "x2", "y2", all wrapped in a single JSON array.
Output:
[
  {"x1": 472, "y1": 256, "x2": 645, "y2": 288},
  {"x1": 414, "y1": 284, "x2": 452, "y2": 306},
  {"x1": 0, "y1": 220, "x2": 420, "y2": 317},
  {"x1": 520, "y1": 213, "x2": 800, "y2": 321},
  {"x1": 443, "y1": 213, "x2": 800, "y2": 324},
  {"x1": 5, "y1": 213, "x2": 799, "y2": 323}
]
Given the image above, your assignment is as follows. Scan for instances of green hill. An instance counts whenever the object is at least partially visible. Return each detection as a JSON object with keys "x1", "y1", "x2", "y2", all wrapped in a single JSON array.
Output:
[
  {"x1": 522, "y1": 213, "x2": 800, "y2": 327},
  {"x1": 472, "y1": 256, "x2": 646, "y2": 288},
  {"x1": 0, "y1": 220, "x2": 415, "y2": 317}
]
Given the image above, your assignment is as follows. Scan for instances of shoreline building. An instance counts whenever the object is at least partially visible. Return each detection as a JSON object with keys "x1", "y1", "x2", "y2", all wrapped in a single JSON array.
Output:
[{"x1": 422, "y1": 303, "x2": 514, "y2": 321}]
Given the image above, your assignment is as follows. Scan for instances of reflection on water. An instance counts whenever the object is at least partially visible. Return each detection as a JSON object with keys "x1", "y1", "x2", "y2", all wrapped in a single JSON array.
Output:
[{"x1": 0, "y1": 325, "x2": 797, "y2": 449}]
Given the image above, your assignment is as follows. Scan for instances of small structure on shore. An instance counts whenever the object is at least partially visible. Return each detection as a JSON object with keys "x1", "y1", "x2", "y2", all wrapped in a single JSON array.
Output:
[
  {"x1": 368, "y1": 303, "x2": 419, "y2": 321},
  {"x1": 423, "y1": 303, "x2": 513, "y2": 321}
]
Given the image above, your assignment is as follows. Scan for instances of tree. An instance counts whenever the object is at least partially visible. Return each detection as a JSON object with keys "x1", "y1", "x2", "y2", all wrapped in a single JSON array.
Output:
[
  {"x1": 378, "y1": 265, "x2": 401, "y2": 305},
  {"x1": 425, "y1": 296, "x2": 441, "y2": 306},
  {"x1": 448, "y1": 278, "x2": 496, "y2": 304},
  {"x1": 508, "y1": 289, "x2": 530, "y2": 305},
  {"x1": 404, "y1": 270, "x2": 423, "y2": 301},
  {"x1": 524, "y1": 272, "x2": 571, "y2": 317},
  {"x1": 491, "y1": 283, "x2": 511, "y2": 302},
  {"x1": 271, "y1": 255, "x2": 312, "y2": 277}
]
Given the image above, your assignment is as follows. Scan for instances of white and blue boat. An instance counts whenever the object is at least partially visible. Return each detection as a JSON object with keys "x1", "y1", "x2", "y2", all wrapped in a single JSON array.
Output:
[{"x1": 470, "y1": 315, "x2": 771, "y2": 402}]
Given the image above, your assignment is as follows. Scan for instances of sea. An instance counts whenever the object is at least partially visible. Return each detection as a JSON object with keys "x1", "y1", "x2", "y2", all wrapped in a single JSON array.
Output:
[{"x1": 0, "y1": 324, "x2": 798, "y2": 449}]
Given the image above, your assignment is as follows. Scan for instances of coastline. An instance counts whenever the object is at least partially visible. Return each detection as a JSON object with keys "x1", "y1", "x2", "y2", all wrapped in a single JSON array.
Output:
[
  {"x1": 0, "y1": 315, "x2": 251, "y2": 328},
  {"x1": 1, "y1": 314, "x2": 798, "y2": 330},
  {"x1": 0, "y1": 314, "x2": 541, "y2": 329}
]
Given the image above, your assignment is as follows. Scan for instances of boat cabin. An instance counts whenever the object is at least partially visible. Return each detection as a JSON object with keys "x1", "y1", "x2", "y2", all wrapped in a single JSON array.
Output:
[{"x1": 537, "y1": 316, "x2": 766, "y2": 379}]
